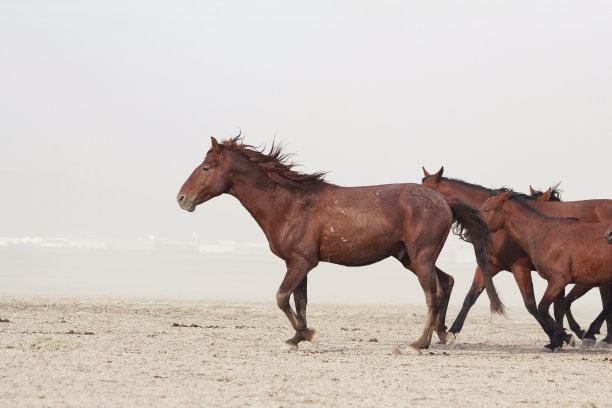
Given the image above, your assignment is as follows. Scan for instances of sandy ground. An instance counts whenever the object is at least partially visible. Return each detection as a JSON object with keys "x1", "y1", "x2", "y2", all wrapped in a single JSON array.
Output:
[{"x1": 0, "y1": 298, "x2": 610, "y2": 408}]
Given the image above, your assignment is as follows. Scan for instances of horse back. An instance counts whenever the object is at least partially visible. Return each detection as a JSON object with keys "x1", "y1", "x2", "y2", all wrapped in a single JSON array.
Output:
[
  {"x1": 531, "y1": 199, "x2": 612, "y2": 223},
  {"x1": 313, "y1": 183, "x2": 452, "y2": 266}
]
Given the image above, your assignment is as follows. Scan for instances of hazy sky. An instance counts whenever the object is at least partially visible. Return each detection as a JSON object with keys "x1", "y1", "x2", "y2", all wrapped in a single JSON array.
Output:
[{"x1": 1, "y1": 0, "x2": 611, "y2": 244}]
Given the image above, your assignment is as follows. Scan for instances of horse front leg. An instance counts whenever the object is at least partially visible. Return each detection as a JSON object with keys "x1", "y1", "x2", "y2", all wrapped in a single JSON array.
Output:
[
  {"x1": 284, "y1": 277, "x2": 317, "y2": 348},
  {"x1": 538, "y1": 280, "x2": 569, "y2": 352},
  {"x1": 276, "y1": 258, "x2": 317, "y2": 350},
  {"x1": 513, "y1": 267, "x2": 574, "y2": 347}
]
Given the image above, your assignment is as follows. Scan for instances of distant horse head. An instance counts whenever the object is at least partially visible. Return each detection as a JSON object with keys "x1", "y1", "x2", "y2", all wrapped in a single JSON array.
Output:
[
  {"x1": 177, "y1": 137, "x2": 233, "y2": 212},
  {"x1": 479, "y1": 190, "x2": 514, "y2": 232},
  {"x1": 606, "y1": 226, "x2": 612, "y2": 244},
  {"x1": 529, "y1": 183, "x2": 563, "y2": 202},
  {"x1": 421, "y1": 167, "x2": 444, "y2": 191}
]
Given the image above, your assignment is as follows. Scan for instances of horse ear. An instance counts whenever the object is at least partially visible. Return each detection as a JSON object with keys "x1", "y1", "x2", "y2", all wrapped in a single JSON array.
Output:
[
  {"x1": 499, "y1": 190, "x2": 513, "y2": 201},
  {"x1": 211, "y1": 137, "x2": 221, "y2": 154},
  {"x1": 529, "y1": 186, "x2": 536, "y2": 195},
  {"x1": 433, "y1": 167, "x2": 444, "y2": 183},
  {"x1": 422, "y1": 167, "x2": 431, "y2": 177},
  {"x1": 540, "y1": 187, "x2": 552, "y2": 201}
]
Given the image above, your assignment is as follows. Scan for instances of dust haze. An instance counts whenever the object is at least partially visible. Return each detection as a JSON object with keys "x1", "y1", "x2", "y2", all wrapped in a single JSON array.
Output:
[{"x1": 0, "y1": 1, "x2": 610, "y2": 309}]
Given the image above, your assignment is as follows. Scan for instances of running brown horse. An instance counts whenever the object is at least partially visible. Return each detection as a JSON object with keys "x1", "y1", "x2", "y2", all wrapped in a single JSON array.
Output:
[
  {"x1": 529, "y1": 185, "x2": 612, "y2": 345},
  {"x1": 422, "y1": 168, "x2": 612, "y2": 345},
  {"x1": 479, "y1": 190, "x2": 612, "y2": 351},
  {"x1": 177, "y1": 136, "x2": 504, "y2": 354}
]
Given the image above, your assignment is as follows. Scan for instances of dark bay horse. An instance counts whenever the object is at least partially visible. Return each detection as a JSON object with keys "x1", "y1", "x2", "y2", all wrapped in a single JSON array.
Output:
[
  {"x1": 479, "y1": 190, "x2": 612, "y2": 351},
  {"x1": 422, "y1": 168, "x2": 612, "y2": 345},
  {"x1": 177, "y1": 137, "x2": 504, "y2": 354}
]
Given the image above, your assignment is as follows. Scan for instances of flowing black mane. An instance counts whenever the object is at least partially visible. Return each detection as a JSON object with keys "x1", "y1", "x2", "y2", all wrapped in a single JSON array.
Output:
[
  {"x1": 424, "y1": 175, "x2": 562, "y2": 202},
  {"x1": 508, "y1": 194, "x2": 578, "y2": 222},
  {"x1": 422, "y1": 175, "x2": 512, "y2": 196},
  {"x1": 221, "y1": 135, "x2": 328, "y2": 189}
]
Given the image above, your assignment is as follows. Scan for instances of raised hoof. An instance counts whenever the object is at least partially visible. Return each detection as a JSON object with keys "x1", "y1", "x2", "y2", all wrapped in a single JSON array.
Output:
[
  {"x1": 566, "y1": 335, "x2": 576, "y2": 348},
  {"x1": 581, "y1": 338, "x2": 596, "y2": 348}
]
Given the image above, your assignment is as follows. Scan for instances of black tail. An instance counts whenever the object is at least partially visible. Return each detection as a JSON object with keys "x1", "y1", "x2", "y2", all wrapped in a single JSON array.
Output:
[{"x1": 447, "y1": 198, "x2": 506, "y2": 316}]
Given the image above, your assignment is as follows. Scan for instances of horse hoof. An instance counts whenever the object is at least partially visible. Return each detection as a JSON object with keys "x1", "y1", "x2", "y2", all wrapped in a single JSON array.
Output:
[
  {"x1": 542, "y1": 343, "x2": 560, "y2": 353},
  {"x1": 307, "y1": 329, "x2": 318, "y2": 347},
  {"x1": 282, "y1": 341, "x2": 298, "y2": 351},
  {"x1": 405, "y1": 344, "x2": 422, "y2": 355},
  {"x1": 445, "y1": 333, "x2": 456, "y2": 349},
  {"x1": 567, "y1": 335, "x2": 576, "y2": 348},
  {"x1": 596, "y1": 339, "x2": 610, "y2": 348},
  {"x1": 392, "y1": 344, "x2": 421, "y2": 355},
  {"x1": 581, "y1": 338, "x2": 596, "y2": 348}
]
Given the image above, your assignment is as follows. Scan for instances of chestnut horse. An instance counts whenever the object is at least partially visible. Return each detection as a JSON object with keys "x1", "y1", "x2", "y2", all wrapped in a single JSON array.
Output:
[
  {"x1": 529, "y1": 186, "x2": 612, "y2": 345},
  {"x1": 177, "y1": 137, "x2": 504, "y2": 354},
  {"x1": 422, "y1": 168, "x2": 612, "y2": 345},
  {"x1": 480, "y1": 190, "x2": 612, "y2": 351}
]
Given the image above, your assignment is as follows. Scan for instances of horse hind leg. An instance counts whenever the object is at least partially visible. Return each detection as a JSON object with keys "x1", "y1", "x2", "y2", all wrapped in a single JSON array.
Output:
[
  {"x1": 597, "y1": 285, "x2": 612, "y2": 346},
  {"x1": 582, "y1": 297, "x2": 612, "y2": 348},
  {"x1": 405, "y1": 260, "x2": 442, "y2": 355},
  {"x1": 449, "y1": 265, "x2": 500, "y2": 335},
  {"x1": 434, "y1": 267, "x2": 455, "y2": 346},
  {"x1": 564, "y1": 285, "x2": 592, "y2": 340}
]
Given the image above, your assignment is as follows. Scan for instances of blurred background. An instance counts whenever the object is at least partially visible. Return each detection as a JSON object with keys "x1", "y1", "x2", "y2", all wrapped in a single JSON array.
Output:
[{"x1": 1, "y1": 1, "x2": 610, "y2": 310}]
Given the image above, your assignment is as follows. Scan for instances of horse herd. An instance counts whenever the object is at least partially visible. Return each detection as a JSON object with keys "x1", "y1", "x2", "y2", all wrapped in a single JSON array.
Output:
[{"x1": 177, "y1": 136, "x2": 612, "y2": 354}]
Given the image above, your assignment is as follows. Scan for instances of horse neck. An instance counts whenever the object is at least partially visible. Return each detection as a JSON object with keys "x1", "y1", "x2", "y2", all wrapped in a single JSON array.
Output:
[
  {"x1": 501, "y1": 199, "x2": 552, "y2": 257},
  {"x1": 438, "y1": 180, "x2": 491, "y2": 207},
  {"x1": 226, "y1": 159, "x2": 294, "y2": 234}
]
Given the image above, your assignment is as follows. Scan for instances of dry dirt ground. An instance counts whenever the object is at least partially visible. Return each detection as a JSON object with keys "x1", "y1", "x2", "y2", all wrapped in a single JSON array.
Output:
[{"x1": 0, "y1": 298, "x2": 610, "y2": 407}]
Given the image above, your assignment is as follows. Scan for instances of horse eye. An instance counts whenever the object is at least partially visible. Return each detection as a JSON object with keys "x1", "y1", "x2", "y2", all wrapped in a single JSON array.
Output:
[
  {"x1": 202, "y1": 166, "x2": 210, "y2": 172},
  {"x1": 483, "y1": 209, "x2": 490, "y2": 213}
]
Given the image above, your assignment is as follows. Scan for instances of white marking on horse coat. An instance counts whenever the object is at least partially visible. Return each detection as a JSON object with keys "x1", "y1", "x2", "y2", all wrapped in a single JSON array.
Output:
[{"x1": 330, "y1": 226, "x2": 335, "y2": 232}]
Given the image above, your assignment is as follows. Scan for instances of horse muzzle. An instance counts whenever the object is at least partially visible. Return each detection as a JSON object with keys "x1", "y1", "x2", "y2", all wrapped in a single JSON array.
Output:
[{"x1": 177, "y1": 193, "x2": 196, "y2": 212}]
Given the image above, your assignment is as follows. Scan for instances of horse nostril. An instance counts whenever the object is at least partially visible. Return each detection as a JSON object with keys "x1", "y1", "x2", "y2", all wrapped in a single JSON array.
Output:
[{"x1": 177, "y1": 194, "x2": 186, "y2": 204}]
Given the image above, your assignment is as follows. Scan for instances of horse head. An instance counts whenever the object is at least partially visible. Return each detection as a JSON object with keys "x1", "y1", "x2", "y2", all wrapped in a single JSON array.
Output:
[{"x1": 177, "y1": 137, "x2": 232, "y2": 212}]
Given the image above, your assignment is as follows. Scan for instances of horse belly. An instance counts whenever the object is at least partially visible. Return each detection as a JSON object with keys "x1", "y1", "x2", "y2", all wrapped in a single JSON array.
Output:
[
  {"x1": 319, "y1": 223, "x2": 402, "y2": 267},
  {"x1": 570, "y1": 246, "x2": 612, "y2": 286}
]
